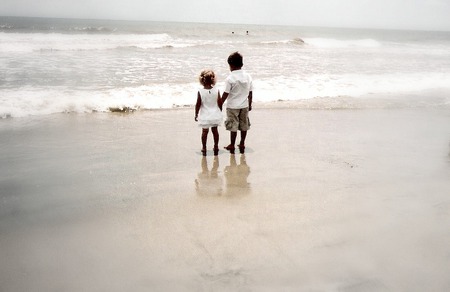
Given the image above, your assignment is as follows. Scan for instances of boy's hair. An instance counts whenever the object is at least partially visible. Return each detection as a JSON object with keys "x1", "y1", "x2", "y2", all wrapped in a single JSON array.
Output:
[
  {"x1": 199, "y1": 70, "x2": 216, "y2": 86},
  {"x1": 227, "y1": 51, "x2": 243, "y2": 68}
]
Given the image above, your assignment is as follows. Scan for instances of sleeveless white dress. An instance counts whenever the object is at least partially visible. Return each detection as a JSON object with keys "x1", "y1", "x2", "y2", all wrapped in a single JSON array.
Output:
[{"x1": 198, "y1": 87, "x2": 222, "y2": 128}]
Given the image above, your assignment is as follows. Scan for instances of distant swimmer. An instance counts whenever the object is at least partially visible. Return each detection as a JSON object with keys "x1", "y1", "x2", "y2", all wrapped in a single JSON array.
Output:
[{"x1": 246, "y1": 31, "x2": 249, "y2": 35}]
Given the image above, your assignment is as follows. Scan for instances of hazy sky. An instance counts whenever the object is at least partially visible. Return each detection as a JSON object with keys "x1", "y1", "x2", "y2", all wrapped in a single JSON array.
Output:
[{"x1": 1, "y1": 0, "x2": 450, "y2": 31}]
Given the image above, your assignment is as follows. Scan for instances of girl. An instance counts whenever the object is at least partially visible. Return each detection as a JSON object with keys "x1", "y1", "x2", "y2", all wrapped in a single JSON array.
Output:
[{"x1": 195, "y1": 70, "x2": 222, "y2": 156}]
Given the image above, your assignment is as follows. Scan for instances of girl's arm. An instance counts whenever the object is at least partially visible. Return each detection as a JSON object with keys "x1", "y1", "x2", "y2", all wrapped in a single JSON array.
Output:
[
  {"x1": 217, "y1": 90, "x2": 223, "y2": 111},
  {"x1": 195, "y1": 92, "x2": 201, "y2": 121}
]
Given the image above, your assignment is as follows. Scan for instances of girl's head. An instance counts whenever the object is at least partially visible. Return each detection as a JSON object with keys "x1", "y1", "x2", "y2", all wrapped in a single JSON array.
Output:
[{"x1": 199, "y1": 70, "x2": 216, "y2": 87}]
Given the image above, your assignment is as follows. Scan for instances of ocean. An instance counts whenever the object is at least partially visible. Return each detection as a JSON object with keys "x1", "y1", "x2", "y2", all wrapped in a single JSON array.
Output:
[{"x1": 1, "y1": 16, "x2": 450, "y2": 118}]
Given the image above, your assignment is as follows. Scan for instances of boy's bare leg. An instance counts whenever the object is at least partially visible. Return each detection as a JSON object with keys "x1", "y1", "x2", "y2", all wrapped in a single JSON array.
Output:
[
  {"x1": 239, "y1": 131, "x2": 247, "y2": 146},
  {"x1": 230, "y1": 131, "x2": 237, "y2": 147},
  {"x1": 238, "y1": 131, "x2": 247, "y2": 153},
  {"x1": 225, "y1": 131, "x2": 237, "y2": 154}
]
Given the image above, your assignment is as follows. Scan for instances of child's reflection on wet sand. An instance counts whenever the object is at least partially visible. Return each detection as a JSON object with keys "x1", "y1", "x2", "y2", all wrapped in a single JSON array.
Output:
[{"x1": 195, "y1": 154, "x2": 250, "y2": 197}]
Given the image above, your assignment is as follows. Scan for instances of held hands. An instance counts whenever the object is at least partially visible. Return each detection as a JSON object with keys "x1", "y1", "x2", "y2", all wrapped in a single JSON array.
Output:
[{"x1": 195, "y1": 115, "x2": 198, "y2": 122}]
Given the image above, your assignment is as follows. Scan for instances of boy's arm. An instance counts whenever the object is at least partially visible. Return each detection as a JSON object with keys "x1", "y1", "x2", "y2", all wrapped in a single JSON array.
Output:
[
  {"x1": 248, "y1": 91, "x2": 253, "y2": 111},
  {"x1": 222, "y1": 77, "x2": 231, "y2": 104},
  {"x1": 221, "y1": 92, "x2": 229, "y2": 104},
  {"x1": 195, "y1": 92, "x2": 201, "y2": 121}
]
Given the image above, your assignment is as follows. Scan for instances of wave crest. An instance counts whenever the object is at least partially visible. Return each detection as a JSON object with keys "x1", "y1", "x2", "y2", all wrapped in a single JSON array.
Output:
[
  {"x1": 304, "y1": 38, "x2": 381, "y2": 48},
  {"x1": 260, "y1": 37, "x2": 305, "y2": 45},
  {"x1": 3, "y1": 72, "x2": 450, "y2": 118},
  {"x1": 69, "y1": 26, "x2": 115, "y2": 33},
  {"x1": 0, "y1": 32, "x2": 176, "y2": 52}
]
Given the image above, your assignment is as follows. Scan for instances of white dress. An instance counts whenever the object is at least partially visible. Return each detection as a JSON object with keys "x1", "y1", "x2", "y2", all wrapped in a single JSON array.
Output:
[{"x1": 198, "y1": 87, "x2": 222, "y2": 128}]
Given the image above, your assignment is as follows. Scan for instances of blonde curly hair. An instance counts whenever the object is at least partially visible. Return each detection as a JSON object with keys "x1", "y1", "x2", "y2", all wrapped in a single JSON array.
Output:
[{"x1": 199, "y1": 69, "x2": 216, "y2": 86}]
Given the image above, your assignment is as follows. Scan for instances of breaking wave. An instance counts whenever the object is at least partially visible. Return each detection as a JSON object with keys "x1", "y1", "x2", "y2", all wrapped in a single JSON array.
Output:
[{"x1": 303, "y1": 38, "x2": 382, "y2": 48}]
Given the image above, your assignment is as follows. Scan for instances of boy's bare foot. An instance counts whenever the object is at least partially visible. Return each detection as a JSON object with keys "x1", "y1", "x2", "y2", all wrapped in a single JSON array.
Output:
[
  {"x1": 224, "y1": 144, "x2": 235, "y2": 154},
  {"x1": 238, "y1": 144, "x2": 245, "y2": 154}
]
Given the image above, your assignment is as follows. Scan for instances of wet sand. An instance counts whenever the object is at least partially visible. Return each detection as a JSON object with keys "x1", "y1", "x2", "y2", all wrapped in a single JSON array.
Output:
[{"x1": 1, "y1": 107, "x2": 449, "y2": 291}]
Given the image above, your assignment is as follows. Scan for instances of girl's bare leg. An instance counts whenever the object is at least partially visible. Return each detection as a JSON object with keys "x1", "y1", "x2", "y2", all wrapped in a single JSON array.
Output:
[
  {"x1": 211, "y1": 127, "x2": 219, "y2": 155},
  {"x1": 201, "y1": 128, "x2": 209, "y2": 156}
]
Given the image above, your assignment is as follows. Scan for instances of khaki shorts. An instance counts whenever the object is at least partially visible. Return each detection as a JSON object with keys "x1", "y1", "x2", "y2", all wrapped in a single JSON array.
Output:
[{"x1": 225, "y1": 108, "x2": 250, "y2": 131}]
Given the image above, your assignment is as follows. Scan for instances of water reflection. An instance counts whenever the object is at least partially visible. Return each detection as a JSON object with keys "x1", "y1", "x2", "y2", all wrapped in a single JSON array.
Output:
[
  {"x1": 195, "y1": 156, "x2": 223, "y2": 196},
  {"x1": 195, "y1": 154, "x2": 251, "y2": 197},
  {"x1": 224, "y1": 154, "x2": 251, "y2": 196}
]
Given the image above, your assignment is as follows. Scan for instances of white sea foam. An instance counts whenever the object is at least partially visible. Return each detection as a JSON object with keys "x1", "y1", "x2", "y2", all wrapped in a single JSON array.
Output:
[
  {"x1": 0, "y1": 83, "x2": 200, "y2": 118},
  {"x1": 0, "y1": 32, "x2": 204, "y2": 52},
  {"x1": 2, "y1": 71, "x2": 450, "y2": 118},
  {"x1": 260, "y1": 38, "x2": 305, "y2": 45},
  {"x1": 260, "y1": 37, "x2": 379, "y2": 48},
  {"x1": 256, "y1": 72, "x2": 450, "y2": 102},
  {"x1": 304, "y1": 38, "x2": 382, "y2": 48}
]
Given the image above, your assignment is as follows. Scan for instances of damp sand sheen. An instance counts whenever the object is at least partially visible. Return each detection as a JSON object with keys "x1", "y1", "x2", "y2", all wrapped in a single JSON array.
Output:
[{"x1": 1, "y1": 107, "x2": 449, "y2": 291}]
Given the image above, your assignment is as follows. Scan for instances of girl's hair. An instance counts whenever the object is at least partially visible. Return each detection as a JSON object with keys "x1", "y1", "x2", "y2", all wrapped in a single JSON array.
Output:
[{"x1": 199, "y1": 70, "x2": 216, "y2": 86}]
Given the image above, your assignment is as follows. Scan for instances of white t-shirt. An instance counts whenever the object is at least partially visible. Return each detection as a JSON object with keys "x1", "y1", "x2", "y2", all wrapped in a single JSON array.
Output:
[{"x1": 224, "y1": 70, "x2": 253, "y2": 109}]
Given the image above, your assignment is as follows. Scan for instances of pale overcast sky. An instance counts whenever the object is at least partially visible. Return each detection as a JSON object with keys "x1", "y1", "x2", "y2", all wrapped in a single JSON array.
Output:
[{"x1": 1, "y1": 0, "x2": 450, "y2": 31}]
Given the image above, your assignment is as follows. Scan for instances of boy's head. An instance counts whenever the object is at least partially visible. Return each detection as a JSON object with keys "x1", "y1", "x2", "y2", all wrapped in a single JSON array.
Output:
[
  {"x1": 227, "y1": 51, "x2": 243, "y2": 70},
  {"x1": 199, "y1": 70, "x2": 216, "y2": 86}
]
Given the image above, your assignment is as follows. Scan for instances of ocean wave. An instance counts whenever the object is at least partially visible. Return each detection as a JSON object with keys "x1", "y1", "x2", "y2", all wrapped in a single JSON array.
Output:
[
  {"x1": 69, "y1": 26, "x2": 115, "y2": 33},
  {"x1": 2, "y1": 89, "x2": 448, "y2": 119},
  {"x1": 0, "y1": 31, "x2": 383, "y2": 53},
  {"x1": 2, "y1": 72, "x2": 450, "y2": 118},
  {"x1": 303, "y1": 38, "x2": 382, "y2": 48},
  {"x1": 0, "y1": 24, "x2": 113, "y2": 33},
  {"x1": 258, "y1": 37, "x2": 381, "y2": 48},
  {"x1": 0, "y1": 24, "x2": 14, "y2": 30},
  {"x1": 256, "y1": 72, "x2": 450, "y2": 103},
  {"x1": 0, "y1": 84, "x2": 199, "y2": 118},
  {"x1": 0, "y1": 32, "x2": 178, "y2": 52},
  {"x1": 0, "y1": 18, "x2": 117, "y2": 34},
  {"x1": 0, "y1": 31, "x2": 230, "y2": 52},
  {"x1": 260, "y1": 38, "x2": 305, "y2": 45}
]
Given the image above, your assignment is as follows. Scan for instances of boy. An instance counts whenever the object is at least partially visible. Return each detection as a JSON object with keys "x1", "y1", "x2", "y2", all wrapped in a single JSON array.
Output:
[{"x1": 221, "y1": 52, "x2": 253, "y2": 154}]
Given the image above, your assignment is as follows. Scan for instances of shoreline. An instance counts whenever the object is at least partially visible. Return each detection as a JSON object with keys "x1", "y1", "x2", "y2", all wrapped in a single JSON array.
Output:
[{"x1": 2, "y1": 90, "x2": 450, "y2": 119}]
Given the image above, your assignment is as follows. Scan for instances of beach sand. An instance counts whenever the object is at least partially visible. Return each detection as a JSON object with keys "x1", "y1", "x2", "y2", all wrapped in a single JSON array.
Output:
[{"x1": 1, "y1": 107, "x2": 449, "y2": 291}]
